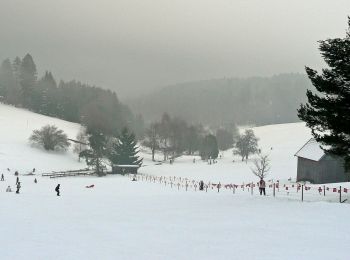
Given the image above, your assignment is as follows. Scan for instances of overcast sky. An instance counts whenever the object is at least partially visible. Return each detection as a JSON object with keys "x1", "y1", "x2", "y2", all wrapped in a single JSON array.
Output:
[{"x1": 0, "y1": 0, "x2": 349, "y2": 98}]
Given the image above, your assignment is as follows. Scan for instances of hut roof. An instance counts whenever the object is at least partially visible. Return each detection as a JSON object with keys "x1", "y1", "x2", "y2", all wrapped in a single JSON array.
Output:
[{"x1": 294, "y1": 138, "x2": 325, "y2": 161}]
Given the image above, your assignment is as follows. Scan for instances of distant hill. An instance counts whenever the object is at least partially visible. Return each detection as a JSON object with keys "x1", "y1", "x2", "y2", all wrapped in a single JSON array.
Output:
[{"x1": 130, "y1": 73, "x2": 311, "y2": 127}]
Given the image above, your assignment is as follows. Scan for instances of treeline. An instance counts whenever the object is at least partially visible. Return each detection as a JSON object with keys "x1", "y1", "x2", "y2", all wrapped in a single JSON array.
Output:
[
  {"x1": 0, "y1": 54, "x2": 144, "y2": 137},
  {"x1": 142, "y1": 113, "x2": 240, "y2": 161},
  {"x1": 131, "y1": 73, "x2": 311, "y2": 127}
]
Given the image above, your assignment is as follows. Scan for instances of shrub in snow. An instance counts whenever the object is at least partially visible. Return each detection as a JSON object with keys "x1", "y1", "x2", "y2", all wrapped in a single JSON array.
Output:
[{"x1": 29, "y1": 124, "x2": 70, "y2": 151}]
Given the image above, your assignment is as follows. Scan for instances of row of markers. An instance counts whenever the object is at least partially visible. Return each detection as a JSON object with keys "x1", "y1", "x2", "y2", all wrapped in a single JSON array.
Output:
[{"x1": 136, "y1": 173, "x2": 349, "y2": 195}]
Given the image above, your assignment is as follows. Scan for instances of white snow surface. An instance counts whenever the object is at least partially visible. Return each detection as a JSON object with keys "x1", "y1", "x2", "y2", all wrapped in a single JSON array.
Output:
[
  {"x1": 295, "y1": 138, "x2": 325, "y2": 161},
  {"x1": 1, "y1": 103, "x2": 350, "y2": 260}
]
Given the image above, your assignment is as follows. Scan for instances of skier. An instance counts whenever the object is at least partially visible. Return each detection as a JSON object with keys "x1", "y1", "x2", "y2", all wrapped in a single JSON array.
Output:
[
  {"x1": 16, "y1": 182, "x2": 21, "y2": 194},
  {"x1": 55, "y1": 184, "x2": 60, "y2": 196},
  {"x1": 34, "y1": 178, "x2": 37, "y2": 184},
  {"x1": 6, "y1": 186, "x2": 12, "y2": 192},
  {"x1": 259, "y1": 178, "x2": 266, "y2": 196},
  {"x1": 1, "y1": 173, "x2": 4, "y2": 181},
  {"x1": 16, "y1": 176, "x2": 19, "y2": 185}
]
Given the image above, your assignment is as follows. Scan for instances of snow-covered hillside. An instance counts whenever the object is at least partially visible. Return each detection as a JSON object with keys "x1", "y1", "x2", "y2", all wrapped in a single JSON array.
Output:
[
  {"x1": 0, "y1": 103, "x2": 85, "y2": 173},
  {"x1": 1, "y1": 103, "x2": 349, "y2": 260}
]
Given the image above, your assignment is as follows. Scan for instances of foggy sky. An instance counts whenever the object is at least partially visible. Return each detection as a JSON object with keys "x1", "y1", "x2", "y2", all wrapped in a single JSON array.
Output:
[{"x1": 0, "y1": 0, "x2": 349, "y2": 98}]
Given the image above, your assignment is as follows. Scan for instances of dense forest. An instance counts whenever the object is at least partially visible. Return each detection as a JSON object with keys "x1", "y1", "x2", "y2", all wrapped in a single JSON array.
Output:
[
  {"x1": 130, "y1": 74, "x2": 311, "y2": 127},
  {"x1": 0, "y1": 54, "x2": 144, "y2": 137}
]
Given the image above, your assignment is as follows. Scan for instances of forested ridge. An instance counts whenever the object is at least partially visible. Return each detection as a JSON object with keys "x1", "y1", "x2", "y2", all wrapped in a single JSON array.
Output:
[
  {"x1": 131, "y1": 73, "x2": 311, "y2": 127},
  {"x1": 0, "y1": 54, "x2": 144, "y2": 136}
]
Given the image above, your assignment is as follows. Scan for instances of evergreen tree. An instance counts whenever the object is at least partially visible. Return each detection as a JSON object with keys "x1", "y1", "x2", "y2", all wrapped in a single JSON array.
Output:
[
  {"x1": 80, "y1": 129, "x2": 107, "y2": 176},
  {"x1": 200, "y1": 134, "x2": 219, "y2": 160},
  {"x1": 109, "y1": 128, "x2": 142, "y2": 166},
  {"x1": 0, "y1": 59, "x2": 15, "y2": 100},
  {"x1": 38, "y1": 71, "x2": 57, "y2": 115},
  {"x1": 19, "y1": 54, "x2": 37, "y2": 108},
  {"x1": 298, "y1": 17, "x2": 350, "y2": 170}
]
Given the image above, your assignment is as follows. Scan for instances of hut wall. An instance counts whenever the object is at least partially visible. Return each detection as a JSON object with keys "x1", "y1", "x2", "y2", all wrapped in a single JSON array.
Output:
[{"x1": 297, "y1": 156, "x2": 349, "y2": 184}]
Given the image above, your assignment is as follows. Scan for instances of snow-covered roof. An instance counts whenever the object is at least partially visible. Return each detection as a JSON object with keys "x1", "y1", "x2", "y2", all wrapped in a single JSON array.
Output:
[{"x1": 294, "y1": 138, "x2": 325, "y2": 161}]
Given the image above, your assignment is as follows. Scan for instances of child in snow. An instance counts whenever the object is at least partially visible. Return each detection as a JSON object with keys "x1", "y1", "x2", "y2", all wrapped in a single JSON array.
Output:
[
  {"x1": 259, "y1": 179, "x2": 266, "y2": 196},
  {"x1": 34, "y1": 178, "x2": 37, "y2": 183},
  {"x1": 16, "y1": 182, "x2": 21, "y2": 194},
  {"x1": 55, "y1": 184, "x2": 60, "y2": 196},
  {"x1": 1, "y1": 173, "x2": 4, "y2": 181},
  {"x1": 6, "y1": 186, "x2": 12, "y2": 192}
]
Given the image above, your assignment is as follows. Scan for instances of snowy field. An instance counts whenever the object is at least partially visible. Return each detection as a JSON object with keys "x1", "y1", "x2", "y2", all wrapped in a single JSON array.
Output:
[{"x1": 1, "y1": 103, "x2": 350, "y2": 260}]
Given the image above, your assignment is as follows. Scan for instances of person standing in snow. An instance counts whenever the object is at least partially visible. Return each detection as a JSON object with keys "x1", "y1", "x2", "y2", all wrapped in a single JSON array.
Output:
[
  {"x1": 199, "y1": 180, "x2": 204, "y2": 191},
  {"x1": 6, "y1": 186, "x2": 12, "y2": 192},
  {"x1": 34, "y1": 178, "x2": 37, "y2": 184},
  {"x1": 1, "y1": 173, "x2": 4, "y2": 181},
  {"x1": 16, "y1": 182, "x2": 21, "y2": 194},
  {"x1": 16, "y1": 176, "x2": 19, "y2": 185},
  {"x1": 55, "y1": 184, "x2": 60, "y2": 196},
  {"x1": 259, "y1": 178, "x2": 266, "y2": 196}
]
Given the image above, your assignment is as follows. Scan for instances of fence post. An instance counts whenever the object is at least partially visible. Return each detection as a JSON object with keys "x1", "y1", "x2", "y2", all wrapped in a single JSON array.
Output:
[
  {"x1": 251, "y1": 182, "x2": 253, "y2": 195},
  {"x1": 233, "y1": 185, "x2": 235, "y2": 194},
  {"x1": 323, "y1": 185, "x2": 325, "y2": 196},
  {"x1": 339, "y1": 186, "x2": 342, "y2": 203},
  {"x1": 273, "y1": 183, "x2": 275, "y2": 197},
  {"x1": 301, "y1": 185, "x2": 304, "y2": 202}
]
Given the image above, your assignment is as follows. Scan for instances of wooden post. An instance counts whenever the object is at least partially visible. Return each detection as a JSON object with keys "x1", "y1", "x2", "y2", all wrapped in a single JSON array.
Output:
[
  {"x1": 233, "y1": 185, "x2": 235, "y2": 194},
  {"x1": 186, "y1": 181, "x2": 188, "y2": 191},
  {"x1": 301, "y1": 185, "x2": 304, "y2": 202},
  {"x1": 206, "y1": 185, "x2": 208, "y2": 192},
  {"x1": 217, "y1": 183, "x2": 220, "y2": 193},
  {"x1": 323, "y1": 185, "x2": 325, "y2": 196},
  {"x1": 273, "y1": 183, "x2": 275, "y2": 197},
  {"x1": 251, "y1": 182, "x2": 253, "y2": 195},
  {"x1": 339, "y1": 186, "x2": 341, "y2": 203}
]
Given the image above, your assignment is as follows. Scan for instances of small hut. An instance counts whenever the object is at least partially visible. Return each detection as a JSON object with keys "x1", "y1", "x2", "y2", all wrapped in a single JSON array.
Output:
[
  {"x1": 111, "y1": 165, "x2": 140, "y2": 175},
  {"x1": 295, "y1": 139, "x2": 349, "y2": 184}
]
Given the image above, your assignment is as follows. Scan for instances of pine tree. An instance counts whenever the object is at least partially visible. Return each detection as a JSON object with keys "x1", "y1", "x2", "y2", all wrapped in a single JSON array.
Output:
[
  {"x1": 80, "y1": 129, "x2": 107, "y2": 176},
  {"x1": 19, "y1": 54, "x2": 37, "y2": 108},
  {"x1": 109, "y1": 128, "x2": 142, "y2": 166},
  {"x1": 298, "y1": 17, "x2": 350, "y2": 170},
  {"x1": 200, "y1": 134, "x2": 219, "y2": 160},
  {"x1": 0, "y1": 59, "x2": 15, "y2": 99}
]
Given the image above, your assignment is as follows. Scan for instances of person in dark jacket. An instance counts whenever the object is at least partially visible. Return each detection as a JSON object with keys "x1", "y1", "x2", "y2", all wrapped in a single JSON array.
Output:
[
  {"x1": 199, "y1": 180, "x2": 204, "y2": 191},
  {"x1": 1, "y1": 173, "x2": 4, "y2": 181},
  {"x1": 16, "y1": 176, "x2": 19, "y2": 185},
  {"x1": 55, "y1": 184, "x2": 60, "y2": 196},
  {"x1": 16, "y1": 182, "x2": 21, "y2": 194}
]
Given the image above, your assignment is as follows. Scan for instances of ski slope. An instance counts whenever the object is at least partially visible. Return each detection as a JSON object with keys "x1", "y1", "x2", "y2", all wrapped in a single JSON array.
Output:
[{"x1": 0, "y1": 103, "x2": 349, "y2": 260}]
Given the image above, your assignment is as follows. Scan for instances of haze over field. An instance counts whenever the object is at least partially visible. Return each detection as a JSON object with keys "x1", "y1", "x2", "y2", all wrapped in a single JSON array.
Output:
[{"x1": 1, "y1": 0, "x2": 350, "y2": 97}]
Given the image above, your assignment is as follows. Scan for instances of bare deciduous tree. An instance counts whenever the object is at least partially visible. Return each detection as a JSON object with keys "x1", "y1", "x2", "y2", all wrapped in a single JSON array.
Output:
[
  {"x1": 251, "y1": 154, "x2": 270, "y2": 179},
  {"x1": 29, "y1": 124, "x2": 70, "y2": 151}
]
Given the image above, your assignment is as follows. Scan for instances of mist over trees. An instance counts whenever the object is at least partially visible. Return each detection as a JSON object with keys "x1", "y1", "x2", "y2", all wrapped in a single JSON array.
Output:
[
  {"x1": 0, "y1": 54, "x2": 144, "y2": 138},
  {"x1": 142, "y1": 113, "x2": 237, "y2": 162},
  {"x1": 131, "y1": 73, "x2": 311, "y2": 127}
]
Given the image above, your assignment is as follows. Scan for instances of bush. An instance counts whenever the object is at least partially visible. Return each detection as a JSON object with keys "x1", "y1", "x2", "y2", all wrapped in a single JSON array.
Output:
[{"x1": 29, "y1": 125, "x2": 70, "y2": 151}]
